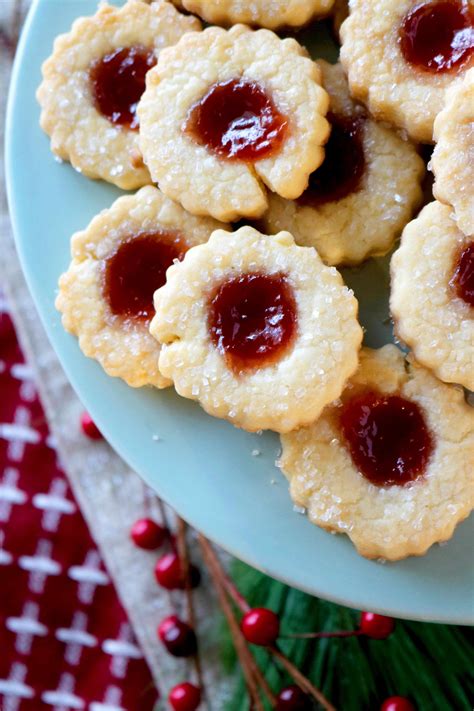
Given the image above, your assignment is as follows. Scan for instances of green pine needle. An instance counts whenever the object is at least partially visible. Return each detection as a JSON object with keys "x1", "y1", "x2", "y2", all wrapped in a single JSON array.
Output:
[{"x1": 220, "y1": 560, "x2": 473, "y2": 710}]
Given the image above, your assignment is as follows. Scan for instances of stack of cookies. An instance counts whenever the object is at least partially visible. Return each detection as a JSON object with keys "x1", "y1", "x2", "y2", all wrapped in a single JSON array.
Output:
[{"x1": 38, "y1": 0, "x2": 473, "y2": 561}]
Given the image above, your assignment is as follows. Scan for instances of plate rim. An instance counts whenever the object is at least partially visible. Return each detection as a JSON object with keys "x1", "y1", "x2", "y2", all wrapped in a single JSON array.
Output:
[{"x1": 5, "y1": 0, "x2": 474, "y2": 626}]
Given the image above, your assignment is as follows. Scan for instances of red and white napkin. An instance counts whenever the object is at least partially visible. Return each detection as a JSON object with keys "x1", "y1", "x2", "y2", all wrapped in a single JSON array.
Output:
[{"x1": 0, "y1": 297, "x2": 159, "y2": 710}]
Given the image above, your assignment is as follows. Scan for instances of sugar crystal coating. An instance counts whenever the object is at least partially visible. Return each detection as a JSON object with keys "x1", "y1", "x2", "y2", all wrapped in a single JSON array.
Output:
[
  {"x1": 432, "y1": 67, "x2": 474, "y2": 235},
  {"x1": 179, "y1": 0, "x2": 335, "y2": 29}
]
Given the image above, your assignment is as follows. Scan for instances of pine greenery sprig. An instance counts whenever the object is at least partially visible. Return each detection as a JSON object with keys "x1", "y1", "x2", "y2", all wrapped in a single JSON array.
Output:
[{"x1": 221, "y1": 561, "x2": 473, "y2": 711}]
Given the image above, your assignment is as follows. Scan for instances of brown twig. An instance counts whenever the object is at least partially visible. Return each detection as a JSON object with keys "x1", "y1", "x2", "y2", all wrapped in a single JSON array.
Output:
[
  {"x1": 198, "y1": 536, "x2": 336, "y2": 710},
  {"x1": 198, "y1": 534, "x2": 276, "y2": 710},
  {"x1": 269, "y1": 645, "x2": 337, "y2": 711},
  {"x1": 198, "y1": 536, "x2": 249, "y2": 613},
  {"x1": 176, "y1": 517, "x2": 206, "y2": 703}
]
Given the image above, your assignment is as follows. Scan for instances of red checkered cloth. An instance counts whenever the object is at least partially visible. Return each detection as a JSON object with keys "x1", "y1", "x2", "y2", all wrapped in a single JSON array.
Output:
[{"x1": 0, "y1": 297, "x2": 159, "y2": 710}]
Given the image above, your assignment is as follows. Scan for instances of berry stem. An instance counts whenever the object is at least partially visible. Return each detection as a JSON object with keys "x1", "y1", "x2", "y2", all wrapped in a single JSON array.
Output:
[
  {"x1": 269, "y1": 645, "x2": 337, "y2": 711},
  {"x1": 198, "y1": 535, "x2": 250, "y2": 613},
  {"x1": 282, "y1": 630, "x2": 363, "y2": 640},
  {"x1": 199, "y1": 534, "x2": 336, "y2": 710},
  {"x1": 176, "y1": 517, "x2": 205, "y2": 701},
  {"x1": 198, "y1": 534, "x2": 275, "y2": 709}
]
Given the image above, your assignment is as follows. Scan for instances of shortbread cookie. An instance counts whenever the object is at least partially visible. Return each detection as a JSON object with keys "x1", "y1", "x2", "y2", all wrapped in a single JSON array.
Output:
[
  {"x1": 432, "y1": 67, "x2": 474, "y2": 235},
  {"x1": 281, "y1": 345, "x2": 474, "y2": 560},
  {"x1": 150, "y1": 226, "x2": 362, "y2": 432},
  {"x1": 37, "y1": 0, "x2": 200, "y2": 189},
  {"x1": 56, "y1": 186, "x2": 225, "y2": 388},
  {"x1": 179, "y1": 0, "x2": 334, "y2": 30},
  {"x1": 340, "y1": 0, "x2": 474, "y2": 143},
  {"x1": 391, "y1": 201, "x2": 474, "y2": 390},
  {"x1": 262, "y1": 62, "x2": 425, "y2": 266},
  {"x1": 138, "y1": 24, "x2": 330, "y2": 221}
]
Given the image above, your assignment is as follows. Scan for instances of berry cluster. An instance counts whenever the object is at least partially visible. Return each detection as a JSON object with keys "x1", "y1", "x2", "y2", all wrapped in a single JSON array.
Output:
[
  {"x1": 129, "y1": 515, "x2": 202, "y2": 710},
  {"x1": 82, "y1": 412, "x2": 415, "y2": 710}
]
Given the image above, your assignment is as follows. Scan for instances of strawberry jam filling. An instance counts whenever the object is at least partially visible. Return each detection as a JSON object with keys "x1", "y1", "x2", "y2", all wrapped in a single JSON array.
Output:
[
  {"x1": 298, "y1": 113, "x2": 366, "y2": 207},
  {"x1": 399, "y1": 1, "x2": 474, "y2": 73},
  {"x1": 104, "y1": 233, "x2": 185, "y2": 321},
  {"x1": 451, "y1": 242, "x2": 474, "y2": 307},
  {"x1": 185, "y1": 78, "x2": 288, "y2": 161},
  {"x1": 340, "y1": 391, "x2": 434, "y2": 486},
  {"x1": 91, "y1": 46, "x2": 156, "y2": 130},
  {"x1": 208, "y1": 273, "x2": 297, "y2": 372}
]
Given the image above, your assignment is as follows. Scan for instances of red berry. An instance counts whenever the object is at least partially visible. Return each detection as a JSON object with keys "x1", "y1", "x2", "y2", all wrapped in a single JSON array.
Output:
[
  {"x1": 360, "y1": 612, "x2": 395, "y2": 639},
  {"x1": 276, "y1": 685, "x2": 312, "y2": 711},
  {"x1": 80, "y1": 412, "x2": 103, "y2": 440},
  {"x1": 155, "y1": 553, "x2": 183, "y2": 589},
  {"x1": 154, "y1": 552, "x2": 200, "y2": 590},
  {"x1": 241, "y1": 607, "x2": 280, "y2": 646},
  {"x1": 158, "y1": 615, "x2": 197, "y2": 657},
  {"x1": 169, "y1": 682, "x2": 201, "y2": 711},
  {"x1": 381, "y1": 696, "x2": 416, "y2": 711},
  {"x1": 130, "y1": 518, "x2": 166, "y2": 550}
]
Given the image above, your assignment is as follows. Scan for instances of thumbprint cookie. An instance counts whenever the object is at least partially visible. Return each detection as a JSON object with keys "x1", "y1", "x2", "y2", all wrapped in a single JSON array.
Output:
[
  {"x1": 56, "y1": 186, "x2": 226, "y2": 388},
  {"x1": 150, "y1": 226, "x2": 362, "y2": 432},
  {"x1": 281, "y1": 345, "x2": 474, "y2": 560},
  {"x1": 37, "y1": 0, "x2": 200, "y2": 189},
  {"x1": 177, "y1": 0, "x2": 334, "y2": 30},
  {"x1": 262, "y1": 61, "x2": 425, "y2": 266},
  {"x1": 340, "y1": 0, "x2": 474, "y2": 143},
  {"x1": 391, "y1": 201, "x2": 474, "y2": 390},
  {"x1": 137, "y1": 24, "x2": 330, "y2": 221},
  {"x1": 432, "y1": 67, "x2": 474, "y2": 235}
]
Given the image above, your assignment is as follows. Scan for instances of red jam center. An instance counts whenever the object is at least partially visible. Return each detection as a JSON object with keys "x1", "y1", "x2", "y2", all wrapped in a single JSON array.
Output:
[
  {"x1": 399, "y1": 1, "x2": 474, "y2": 73},
  {"x1": 208, "y1": 273, "x2": 297, "y2": 372},
  {"x1": 298, "y1": 113, "x2": 366, "y2": 207},
  {"x1": 340, "y1": 391, "x2": 434, "y2": 486},
  {"x1": 90, "y1": 46, "x2": 156, "y2": 130},
  {"x1": 185, "y1": 78, "x2": 289, "y2": 161},
  {"x1": 104, "y1": 233, "x2": 184, "y2": 321},
  {"x1": 451, "y1": 242, "x2": 474, "y2": 307}
]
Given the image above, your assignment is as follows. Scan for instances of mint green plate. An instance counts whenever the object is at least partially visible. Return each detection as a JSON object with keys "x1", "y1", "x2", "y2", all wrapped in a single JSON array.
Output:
[{"x1": 6, "y1": 0, "x2": 473, "y2": 624}]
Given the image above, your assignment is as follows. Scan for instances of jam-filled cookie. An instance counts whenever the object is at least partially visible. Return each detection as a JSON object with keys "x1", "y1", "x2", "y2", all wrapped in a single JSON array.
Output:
[
  {"x1": 281, "y1": 345, "x2": 474, "y2": 560},
  {"x1": 262, "y1": 62, "x2": 425, "y2": 266},
  {"x1": 37, "y1": 0, "x2": 200, "y2": 189},
  {"x1": 137, "y1": 25, "x2": 330, "y2": 222},
  {"x1": 432, "y1": 67, "x2": 474, "y2": 235},
  {"x1": 150, "y1": 226, "x2": 362, "y2": 432},
  {"x1": 340, "y1": 0, "x2": 474, "y2": 143},
  {"x1": 177, "y1": 0, "x2": 334, "y2": 30},
  {"x1": 56, "y1": 186, "x2": 225, "y2": 388},
  {"x1": 391, "y1": 201, "x2": 474, "y2": 390}
]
